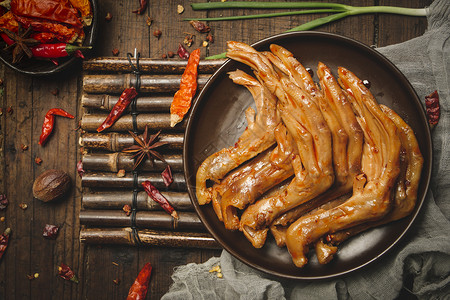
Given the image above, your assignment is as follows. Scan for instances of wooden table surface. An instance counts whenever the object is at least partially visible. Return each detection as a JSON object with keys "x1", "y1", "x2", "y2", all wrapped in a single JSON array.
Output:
[{"x1": 0, "y1": 0, "x2": 432, "y2": 299}]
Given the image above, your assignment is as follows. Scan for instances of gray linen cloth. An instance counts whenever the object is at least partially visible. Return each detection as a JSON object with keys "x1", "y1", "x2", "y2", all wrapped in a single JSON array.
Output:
[{"x1": 162, "y1": 1, "x2": 450, "y2": 299}]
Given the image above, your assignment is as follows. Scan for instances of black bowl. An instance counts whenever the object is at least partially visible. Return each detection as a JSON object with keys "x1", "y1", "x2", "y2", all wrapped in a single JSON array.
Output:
[
  {"x1": 0, "y1": 0, "x2": 97, "y2": 76},
  {"x1": 183, "y1": 31, "x2": 432, "y2": 280}
]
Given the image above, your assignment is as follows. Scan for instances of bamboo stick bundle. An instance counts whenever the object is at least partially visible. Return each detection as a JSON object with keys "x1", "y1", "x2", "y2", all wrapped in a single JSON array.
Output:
[
  {"x1": 82, "y1": 152, "x2": 183, "y2": 172},
  {"x1": 80, "y1": 113, "x2": 186, "y2": 132},
  {"x1": 82, "y1": 93, "x2": 174, "y2": 112},
  {"x1": 83, "y1": 73, "x2": 211, "y2": 94},
  {"x1": 82, "y1": 190, "x2": 193, "y2": 210},
  {"x1": 80, "y1": 132, "x2": 183, "y2": 152},
  {"x1": 81, "y1": 172, "x2": 186, "y2": 190},
  {"x1": 79, "y1": 210, "x2": 203, "y2": 230},
  {"x1": 83, "y1": 57, "x2": 225, "y2": 74},
  {"x1": 80, "y1": 227, "x2": 220, "y2": 248}
]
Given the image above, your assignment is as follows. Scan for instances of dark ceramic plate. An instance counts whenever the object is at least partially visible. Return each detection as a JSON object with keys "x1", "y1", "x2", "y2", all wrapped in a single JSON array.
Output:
[
  {"x1": 0, "y1": 0, "x2": 97, "y2": 76},
  {"x1": 184, "y1": 32, "x2": 432, "y2": 280}
]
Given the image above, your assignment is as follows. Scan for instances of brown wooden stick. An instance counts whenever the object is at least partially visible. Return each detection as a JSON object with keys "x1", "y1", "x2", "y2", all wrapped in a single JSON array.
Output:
[
  {"x1": 80, "y1": 132, "x2": 183, "y2": 151},
  {"x1": 80, "y1": 113, "x2": 186, "y2": 132},
  {"x1": 82, "y1": 172, "x2": 187, "y2": 191},
  {"x1": 82, "y1": 190, "x2": 193, "y2": 211},
  {"x1": 82, "y1": 153, "x2": 183, "y2": 172},
  {"x1": 79, "y1": 227, "x2": 220, "y2": 248},
  {"x1": 83, "y1": 74, "x2": 210, "y2": 94},
  {"x1": 79, "y1": 210, "x2": 203, "y2": 230},
  {"x1": 83, "y1": 57, "x2": 225, "y2": 74},
  {"x1": 82, "y1": 93, "x2": 174, "y2": 112}
]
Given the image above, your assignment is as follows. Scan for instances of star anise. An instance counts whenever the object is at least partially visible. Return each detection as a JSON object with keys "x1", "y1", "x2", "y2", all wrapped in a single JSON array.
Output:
[
  {"x1": 122, "y1": 125, "x2": 168, "y2": 170},
  {"x1": 1, "y1": 25, "x2": 39, "y2": 64}
]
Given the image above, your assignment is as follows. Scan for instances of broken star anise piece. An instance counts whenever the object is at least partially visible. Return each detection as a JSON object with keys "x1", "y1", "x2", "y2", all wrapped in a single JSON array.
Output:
[
  {"x1": 1, "y1": 25, "x2": 39, "y2": 64},
  {"x1": 122, "y1": 125, "x2": 168, "y2": 170}
]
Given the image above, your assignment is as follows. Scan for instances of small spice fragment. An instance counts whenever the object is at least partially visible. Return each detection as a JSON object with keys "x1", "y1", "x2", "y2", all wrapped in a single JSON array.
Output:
[
  {"x1": 177, "y1": 5, "x2": 184, "y2": 14},
  {"x1": 112, "y1": 48, "x2": 119, "y2": 56},
  {"x1": 113, "y1": 278, "x2": 120, "y2": 285},
  {"x1": 0, "y1": 228, "x2": 11, "y2": 261},
  {"x1": 177, "y1": 43, "x2": 189, "y2": 59},
  {"x1": 170, "y1": 48, "x2": 201, "y2": 127},
  {"x1": 0, "y1": 78, "x2": 3, "y2": 85},
  {"x1": 77, "y1": 160, "x2": 85, "y2": 177},
  {"x1": 146, "y1": 16, "x2": 152, "y2": 26},
  {"x1": 27, "y1": 273, "x2": 39, "y2": 280},
  {"x1": 425, "y1": 90, "x2": 440, "y2": 129},
  {"x1": 0, "y1": 217, "x2": 5, "y2": 222},
  {"x1": 202, "y1": 40, "x2": 208, "y2": 47},
  {"x1": 189, "y1": 20, "x2": 211, "y2": 33},
  {"x1": 97, "y1": 87, "x2": 138, "y2": 132},
  {"x1": 161, "y1": 165, "x2": 173, "y2": 187},
  {"x1": 117, "y1": 169, "x2": 126, "y2": 177},
  {"x1": 39, "y1": 108, "x2": 75, "y2": 146},
  {"x1": 58, "y1": 263, "x2": 79, "y2": 283},
  {"x1": 153, "y1": 29, "x2": 162, "y2": 39},
  {"x1": 0, "y1": 108, "x2": 3, "y2": 116},
  {"x1": 142, "y1": 181, "x2": 178, "y2": 219},
  {"x1": 35, "y1": 157, "x2": 43, "y2": 165},
  {"x1": 127, "y1": 262, "x2": 152, "y2": 300},
  {"x1": 209, "y1": 264, "x2": 223, "y2": 277},
  {"x1": 43, "y1": 224, "x2": 59, "y2": 239},
  {"x1": 162, "y1": 53, "x2": 167, "y2": 59},
  {"x1": 132, "y1": 0, "x2": 148, "y2": 15},
  {"x1": 206, "y1": 34, "x2": 214, "y2": 44},
  {"x1": 105, "y1": 12, "x2": 112, "y2": 22},
  {"x1": 167, "y1": 51, "x2": 174, "y2": 58},
  {"x1": 6, "y1": 106, "x2": 13, "y2": 115},
  {"x1": 50, "y1": 88, "x2": 59, "y2": 96},
  {"x1": 183, "y1": 33, "x2": 194, "y2": 47},
  {"x1": 122, "y1": 204, "x2": 132, "y2": 216},
  {"x1": 21, "y1": 144, "x2": 28, "y2": 151},
  {"x1": 19, "y1": 203, "x2": 28, "y2": 210},
  {"x1": 0, "y1": 194, "x2": 8, "y2": 211}
]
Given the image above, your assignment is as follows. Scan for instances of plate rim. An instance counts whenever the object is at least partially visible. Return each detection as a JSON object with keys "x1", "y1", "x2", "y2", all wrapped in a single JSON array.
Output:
[{"x1": 183, "y1": 31, "x2": 433, "y2": 280}]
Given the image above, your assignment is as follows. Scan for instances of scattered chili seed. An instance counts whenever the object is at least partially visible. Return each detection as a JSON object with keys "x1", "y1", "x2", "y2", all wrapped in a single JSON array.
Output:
[
  {"x1": 202, "y1": 40, "x2": 208, "y2": 47},
  {"x1": 43, "y1": 224, "x2": 59, "y2": 239},
  {"x1": 112, "y1": 261, "x2": 119, "y2": 266},
  {"x1": 112, "y1": 48, "x2": 120, "y2": 56},
  {"x1": 35, "y1": 157, "x2": 43, "y2": 165},
  {"x1": 177, "y1": 5, "x2": 184, "y2": 14},
  {"x1": 162, "y1": 53, "x2": 167, "y2": 59},
  {"x1": 50, "y1": 88, "x2": 59, "y2": 96},
  {"x1": 425, "y1": 90, "x2": 440, "y2": 129},
  {"x1": 77, "y1": 160, "x2": 85, "y2": 177},
  {"x1": 21, "y1": 144, "x2": 28, "y2": 151},
  {"x1": 19, "y1": 203, "x2": 28, "y2": 210},
  {"x1": 177, "y1": 43, "x2": 189, "y2": 59},
  {"x1": 189, "y1": 20, "x2": 210, "y2": 33},
  {"x1": 27, "y1": 273, "x2": 39, "y2": 280},
  {"x1": 105, "y1": 12, "x2": 113, "y2": 22},
  {"x1": 146, "y1": 16, "x2": 152, "y2": 26},
  {"x1": 206, "y1": 34, "x2": 214, "y2": 44},
  {"x1": 0, "y1": 194, "x2": 8, "y2": 211},
  {"x1": 167, "y1": 51, "x2": 175, "y2": 58},
  {"x1": 153, "y1": 29, "x2": 162, "y2": 39},
  {"x1": 0, "y1": 108, "x2": 3, "y2": 116},
  {"x1": 113, "y1": 278, "x2": 120, "y2": 285},
  {"x1": 6, "y1": 106, "x2": 13, "y2": 115},
  {"x1": 58, "y1": 263, "x2": 79, "y2": 283},
  {"x1": 0, "y1": 217, "x2": 5, "y2": 222},
  {"x1": 122, "y1": 204, "x2": 132, "y2": 216},
  {"x1": 117, "y1": 169, "x2": 126, "y2": 177},
  {"x1": 183, "y1": 33, "x2": 195, "y2": 47}
]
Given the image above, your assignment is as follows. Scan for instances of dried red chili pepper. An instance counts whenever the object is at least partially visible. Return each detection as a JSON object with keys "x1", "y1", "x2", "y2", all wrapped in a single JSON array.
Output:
[
  {"x1": 58, "y1": 263, "x2": 79, "y2": 283},
  {"x1": 0, "y1": 11, "x2": 18, "y2": 33},
  {"x1": 177, "y1": 43, "x2": 189, "y2": 59},
  {"x1": 43, "y1": 224, "x2": 59, "y2": 239},
  {"x1": 170, "y1": 48, "x2": 201, "y2": 127},
  {"x1": 77, "y1": 160, "x2": 85, "y2": 177},
  {"x1": 11, "y1": 0, "x2": 82, "y2": 28},
  {"x1": 0, "y1": 194, "x2": 8, "y2": 211},
  {"x1": 189, "y1": 20, "x2": 211, "y2": 33},
  {"x1": 425, "y1": 90, "x2": 440, "y2": 129},
  {"x1": 30, "y1": 32, "x2": 57, "y2": 43},
  {"x1": 68, "y1": 0, "x2": 93, "y2": 26},
  {"x1": 161, "y1": 165, "x2": 173, "y2": 187},
  {"x1": 0, "y1": 228, "x2": 11, "y2": 261},
  {"x1": 39, "y1": 108, "x2": 75, "y2": 146},
  {"x1": 31, "y1": 43, "x2": 91, "y2": 58},
  {"x1": 126, "y1": 262, "x2": 152, "y2": 300},
  {"x1": 142, "y1": 180, "x2": 178, "y2": 219},
  {"x1": 97, "y1": 87, "x2": 138, "y2": 132},
  {"x1": 132, "y1": 0, "x2": 148, "y2": 15}
]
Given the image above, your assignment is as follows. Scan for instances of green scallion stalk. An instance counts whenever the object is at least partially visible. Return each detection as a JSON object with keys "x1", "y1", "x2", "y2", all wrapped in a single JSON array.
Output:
[{"x1": 191, "y1": 2, "x2": 349, "y2": 10}]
